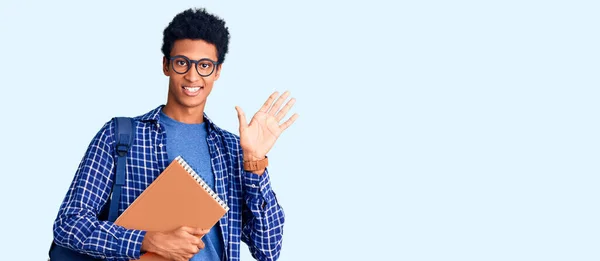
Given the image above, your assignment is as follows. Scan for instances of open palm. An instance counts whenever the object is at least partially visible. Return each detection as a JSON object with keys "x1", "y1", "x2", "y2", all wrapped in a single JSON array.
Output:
[{"x1": 235, "y1": 91, "x2": 298, "y2": 161}]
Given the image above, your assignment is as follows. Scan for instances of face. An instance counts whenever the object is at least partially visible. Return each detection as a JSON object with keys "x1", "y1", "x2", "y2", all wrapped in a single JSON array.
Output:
[{"x1": 162, "y1": 39, "x2": 221, "y2": 111}]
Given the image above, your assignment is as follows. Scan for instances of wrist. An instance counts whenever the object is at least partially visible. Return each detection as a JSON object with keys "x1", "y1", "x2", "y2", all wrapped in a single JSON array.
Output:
[
  {"x1": 243, "y1": 154, "x2": 268, "y2": 175},
  {"x1": 141, "y1": 231, "x2": 160, "y2": 254},
  {"x1": 243, "y1": 152, "x2": 264, "y2": 162}
]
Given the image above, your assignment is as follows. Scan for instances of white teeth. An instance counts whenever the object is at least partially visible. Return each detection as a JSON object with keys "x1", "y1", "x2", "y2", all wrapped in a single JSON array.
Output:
[{"x1": 184, "y1": 87, "x2": 201, "y2": 92}]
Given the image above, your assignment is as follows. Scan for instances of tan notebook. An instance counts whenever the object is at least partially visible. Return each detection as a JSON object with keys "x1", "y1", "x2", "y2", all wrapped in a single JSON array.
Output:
[{"x1": 114, "y1": 155, "x2": 230, "y2": 261}]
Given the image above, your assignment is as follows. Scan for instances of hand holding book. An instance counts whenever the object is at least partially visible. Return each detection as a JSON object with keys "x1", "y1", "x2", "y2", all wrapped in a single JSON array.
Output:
[{"x1": 141, "y1": 226, "x2": 210, "y2": 261}]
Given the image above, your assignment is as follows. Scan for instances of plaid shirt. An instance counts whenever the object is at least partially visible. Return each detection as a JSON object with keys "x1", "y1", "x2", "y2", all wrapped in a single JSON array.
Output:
[{"x1": 52, "y1": 105, "x2": 285, "y2": 261}]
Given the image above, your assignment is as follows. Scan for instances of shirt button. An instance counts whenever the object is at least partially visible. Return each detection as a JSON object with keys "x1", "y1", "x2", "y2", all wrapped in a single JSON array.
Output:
[{"x1": 158, "y1": 144, "x2": 164, "y2": 148}]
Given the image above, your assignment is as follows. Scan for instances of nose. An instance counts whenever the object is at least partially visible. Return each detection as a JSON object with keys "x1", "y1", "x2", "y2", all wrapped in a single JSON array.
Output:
[{"x1": 184, "y1": 63, "x2": 201, "y2": 82}]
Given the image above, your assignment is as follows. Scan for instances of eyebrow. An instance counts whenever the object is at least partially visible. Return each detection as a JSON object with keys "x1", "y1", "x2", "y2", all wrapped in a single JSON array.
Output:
[{"x1": 171, "y1": 54, "x2": 217, "y2": 60}]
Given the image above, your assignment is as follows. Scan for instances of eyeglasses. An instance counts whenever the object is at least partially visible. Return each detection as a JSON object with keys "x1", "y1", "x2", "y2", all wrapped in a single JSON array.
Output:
[{"x1": 168, "y1": 55, "x2": 220, "y2": 77}]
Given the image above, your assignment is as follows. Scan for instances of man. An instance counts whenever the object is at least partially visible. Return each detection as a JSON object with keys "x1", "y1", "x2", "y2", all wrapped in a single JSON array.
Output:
[{"x1": 52, "y1": 7, "x2": 297, "y2": 261}]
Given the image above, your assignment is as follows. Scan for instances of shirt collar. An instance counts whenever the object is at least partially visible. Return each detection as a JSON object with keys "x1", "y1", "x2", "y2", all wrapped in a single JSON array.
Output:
[{"x1": 139, "y1": 105, "x2": 219, "y2": 134}]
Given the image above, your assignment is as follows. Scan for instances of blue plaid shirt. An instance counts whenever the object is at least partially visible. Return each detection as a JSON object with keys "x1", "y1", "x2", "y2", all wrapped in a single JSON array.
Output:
[{"x1": 52, "y1": 105, "x2": 285, "y2": 261}]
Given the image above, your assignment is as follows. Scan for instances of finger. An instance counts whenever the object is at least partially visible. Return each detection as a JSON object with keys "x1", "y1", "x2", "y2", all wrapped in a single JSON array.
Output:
[
  {"x1": 183, "y1": 226, "x2": 206, "y2": 235},
  {"x1": 188, "y1": 239, "x2": 204, "y2": 254},
  {"x1": 190, "y1": 227, "x2": 211, "y2": 236},
  {"x1": 259, "y1": 91, "x2": 279, "y2": 113},
  {"x1": 191, "y1": 236, "x2": 201, "y2": 246},
  {"x1": 188, "y1": 245, "x2": 199, "y2": 254},
  {"x1": 179, "y1": 226, "x2": 193, "y2": 233},
  {"x1": 279, "y1": 113, "x2": 299, "y2": 132},
  {"x1": 181, "y1": 226, "x2": 208, "y2": 235},
  {"x1": 275, "y1": 97, "x2": 296, "y2": 122},
  {"x1": 268, "y1": 90, "x2": 290, "y2": 115},
  {"x1": 235, "y1": 106, "x2": 248, "y2": 133}
]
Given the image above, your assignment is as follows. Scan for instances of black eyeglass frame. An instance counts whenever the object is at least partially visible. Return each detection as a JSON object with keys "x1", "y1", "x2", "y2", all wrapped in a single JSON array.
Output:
[{"x1": 168, "y1": 55, "x2": 220, "y2": 76}]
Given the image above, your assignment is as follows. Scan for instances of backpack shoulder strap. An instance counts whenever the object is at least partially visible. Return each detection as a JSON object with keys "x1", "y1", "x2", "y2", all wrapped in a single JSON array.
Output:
[{"x1": 108, "y1": 117, "x2": 134, "y2": 222}]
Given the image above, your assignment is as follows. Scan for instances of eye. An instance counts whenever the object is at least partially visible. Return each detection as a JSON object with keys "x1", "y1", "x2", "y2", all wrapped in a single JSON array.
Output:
[
  {"x1": 198, "y1": 61, "x2": 213, "y2": 70},
  {"x1": 173, "y1": 58, "x2": 188, "y2": 67}
]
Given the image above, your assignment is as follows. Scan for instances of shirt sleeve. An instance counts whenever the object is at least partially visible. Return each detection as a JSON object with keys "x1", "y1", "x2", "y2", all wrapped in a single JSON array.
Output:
[
  {"x1": 52, "y1": 120, "x2": 146, "y2": 260},
  {"x1": 240, "y1": 164, "x2": 286, "y2": 261}
]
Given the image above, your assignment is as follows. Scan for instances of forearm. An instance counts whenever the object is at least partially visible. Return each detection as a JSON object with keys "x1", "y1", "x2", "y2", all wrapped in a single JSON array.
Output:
[
  {"x1": 241, "y1": 169, "x2": 285, "y2": 261},
  {"x1": 53, "y1": 206, "x2": 146, "y2": 260}
]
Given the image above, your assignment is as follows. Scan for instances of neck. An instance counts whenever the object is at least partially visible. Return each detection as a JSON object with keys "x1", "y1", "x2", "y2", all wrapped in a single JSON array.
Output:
[{"x1": 162, "y1": 102, "x2": 205, "y2": 124}]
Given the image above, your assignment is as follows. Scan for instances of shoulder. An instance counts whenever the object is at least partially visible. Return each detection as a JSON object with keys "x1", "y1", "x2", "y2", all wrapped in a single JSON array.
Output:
[
  {"x1": 92, "y1": 118, "x2": 117, "y2": 145},
  {"x1": 111, "y1": 105, "x2": 163, "y2": 134},
  {"x1": 76, "y1": 118, "x2": 119, "y2": 162},
  {"x1": 85, "y1": 106, "x2": 161, "y2": 153},
  {"x1": 91, "y1": 113, "x2": 146, "y2": 149}
]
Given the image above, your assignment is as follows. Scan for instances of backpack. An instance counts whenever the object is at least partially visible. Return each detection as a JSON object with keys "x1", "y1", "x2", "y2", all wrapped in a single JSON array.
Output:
[{"x1": 48, "y1": 117, "x2": 134, "y2": 261}]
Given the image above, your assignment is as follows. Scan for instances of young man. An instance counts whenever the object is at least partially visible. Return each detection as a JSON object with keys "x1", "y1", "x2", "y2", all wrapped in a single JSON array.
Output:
[{"x1": 52, "y1": 8, "x2": 297, "y2": 261}]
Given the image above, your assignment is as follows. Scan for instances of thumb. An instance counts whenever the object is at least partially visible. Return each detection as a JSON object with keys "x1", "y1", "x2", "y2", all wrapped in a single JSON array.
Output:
[{"x1": 235, "y1": 106, "x2": 248, "y2": 133}]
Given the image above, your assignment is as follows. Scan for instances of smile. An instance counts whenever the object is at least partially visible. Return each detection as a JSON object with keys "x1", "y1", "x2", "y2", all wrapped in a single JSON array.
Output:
[{"x1": 182, "y1": 86, "x2": 203, "y2": 96}]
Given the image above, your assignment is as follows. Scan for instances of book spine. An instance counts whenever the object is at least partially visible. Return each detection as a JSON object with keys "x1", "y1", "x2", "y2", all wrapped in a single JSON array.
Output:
[{"x1": 175, "y1": 156, "x2": 230, "y2": 212}]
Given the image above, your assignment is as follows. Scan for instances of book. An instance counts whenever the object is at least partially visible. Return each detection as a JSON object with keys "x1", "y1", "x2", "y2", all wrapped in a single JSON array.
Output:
[{"x1": 114, "y1": 155, "x2": 230, "y2": 261}]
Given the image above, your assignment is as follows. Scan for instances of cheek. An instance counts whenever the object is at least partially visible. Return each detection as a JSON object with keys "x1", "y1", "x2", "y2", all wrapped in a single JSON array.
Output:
[
  {"x1": 169, "y1": 72, "x2": 185, "y2": 83},
  {"x1": 204, "y1": 76, "x2": 218, "y2": 87},
  {"x1": 168, "y1": 75, "x2": 181, "y2": 90}
]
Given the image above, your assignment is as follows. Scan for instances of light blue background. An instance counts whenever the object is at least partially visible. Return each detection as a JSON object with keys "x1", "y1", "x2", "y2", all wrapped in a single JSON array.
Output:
[{"x1": 0, "y1": 0, "x2": 598, "y2": 260}]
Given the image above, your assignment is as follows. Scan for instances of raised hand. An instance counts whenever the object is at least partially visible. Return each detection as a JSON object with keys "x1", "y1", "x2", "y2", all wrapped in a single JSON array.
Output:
[{"x1": 235, "y1": 91, "x2": 299, "y2": 163}]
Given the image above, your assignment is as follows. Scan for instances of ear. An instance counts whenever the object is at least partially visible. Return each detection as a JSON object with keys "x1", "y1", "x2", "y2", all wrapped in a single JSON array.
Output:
[
  {"x1": 162, "y1": 56, "x2": 169, "y2": 76},
  {"x1": 213, "y1": 64, "x2": 223, "y2": 81}
]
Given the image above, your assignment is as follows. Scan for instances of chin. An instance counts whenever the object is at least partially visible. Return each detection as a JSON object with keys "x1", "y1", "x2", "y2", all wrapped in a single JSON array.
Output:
[{"x1": 180, "y1": 98, "x2": 207, "y2": 109}]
